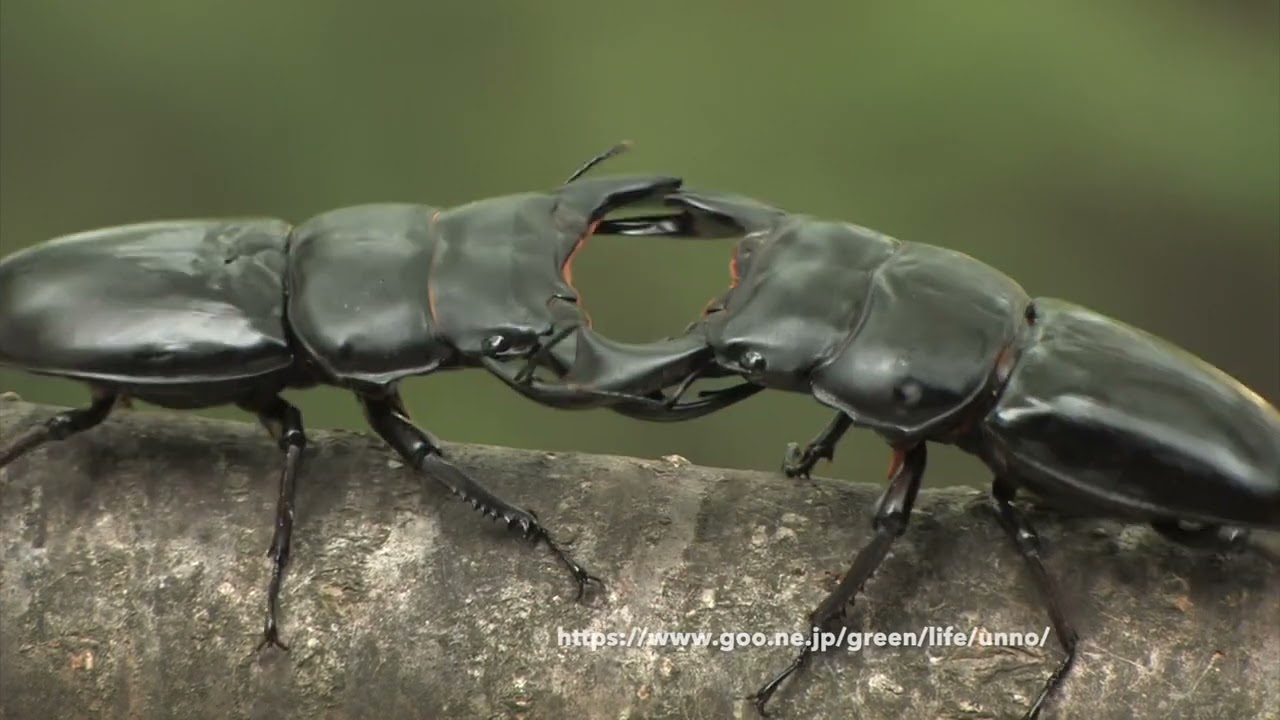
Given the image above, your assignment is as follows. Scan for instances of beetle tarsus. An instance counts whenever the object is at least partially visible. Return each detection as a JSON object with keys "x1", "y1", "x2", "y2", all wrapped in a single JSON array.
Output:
[
  {"x1": 532, "y1": 520, "x2": 606, "y2": 602},
  {"x1": 781, "y1": 442, "x2": 832, "y2": 479},
  {"x1": 752, "y1": 445, "x2": 926, "y2": 716},
  {"x1": 0, "y1": 426, "x2": 50, "y2": 468},
  {"x1": 748, "y1": 650, "x2": 807, "y2": 716},
  {"x1": 361, "y1": 393, "x2": 603, "y2": 599},
  {"x1": 780, "y1": 413, "x2": 853, "y2": 479},
  {"x1": 0, "y1": 392, "x2": 117, "y2": 469},
  {"x1": 990, "y1": 477, "x2": 1078, "y2": 720},
  {"x1": 255, "y1": 623, "x2": 291, "y2": 654}
]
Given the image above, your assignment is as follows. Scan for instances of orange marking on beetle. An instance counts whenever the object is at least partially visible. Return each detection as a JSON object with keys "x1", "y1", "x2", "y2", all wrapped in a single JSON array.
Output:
[
  {"x1": 563, "y1": 219, "x2": 600, "y2": 289},
  {"x1": 943, "y1": 339, "x2": 1023, "y2": 442},
  {"x1": 886, "y1": 448, "x2": 907, "y2": 478},
  {"x1": 994, "y1": 343, "x2": 1016, "y2": 379},
  {"x1": 560, "y1": 219, "x2": 601, "y2": 328},
  {"x1": 695, "y1": 243, "x2": 747, "y2": 317},
  {"x1": 696, "y1": 243, "x2": 747, "y2": 316},
  {"x1": 427, "y1": 284, "x2": 439, "y2": 326},
  {"x1": 426, "y1": 222, "x2": 445, "y2": 327}
]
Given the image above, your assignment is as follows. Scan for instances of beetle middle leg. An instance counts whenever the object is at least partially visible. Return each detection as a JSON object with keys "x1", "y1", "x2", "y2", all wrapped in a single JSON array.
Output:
[
  {"x1": 751, "y1": 444, "x2": 926, "y2": 716},
  {"x1": 238, "y1": 395, "x2": 308, "y2": 653},
  {"x1": 359, "y1": 392, "x2": 603, "y2": 600},
  {"x1": 990, "y1": 477, "x2": 1078, "y2": 720},
  {"x1": 0, "y1": 389, "x2": 117, "y2": 469},
  {"x1": 782, "y1": 412, "x2": 852, "y2": 479}
]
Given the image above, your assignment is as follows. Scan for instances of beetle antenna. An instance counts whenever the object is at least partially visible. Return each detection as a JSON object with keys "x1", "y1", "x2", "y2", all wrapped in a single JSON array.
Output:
[{"x1": 564, "y1": 141, "x2": 632, "y2": 185}]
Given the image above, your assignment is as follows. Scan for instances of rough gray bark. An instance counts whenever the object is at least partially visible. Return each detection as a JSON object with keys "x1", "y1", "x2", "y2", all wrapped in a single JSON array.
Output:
[{"x1": 0, "y1": 397, "x2": 1276, "y2": 720}]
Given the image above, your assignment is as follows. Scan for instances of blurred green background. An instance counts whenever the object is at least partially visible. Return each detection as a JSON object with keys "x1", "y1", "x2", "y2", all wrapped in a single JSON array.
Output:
[{"x1": 2, "y1": 2, "x2": 1277, "y2": 493}]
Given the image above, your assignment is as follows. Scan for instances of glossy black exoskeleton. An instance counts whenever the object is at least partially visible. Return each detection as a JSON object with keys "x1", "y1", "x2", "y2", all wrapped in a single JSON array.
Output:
[
  {"x1": 486, "y1": 189, "x2": 1280, "y2": 718},
  {"x1": 0, "y1": 144, "x2": 735, "y2": 651}
]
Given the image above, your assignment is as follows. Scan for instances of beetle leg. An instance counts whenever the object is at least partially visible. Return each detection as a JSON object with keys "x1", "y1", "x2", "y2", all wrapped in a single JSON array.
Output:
[
  {"x1": 751, "y1": 444, "x2": 927, "y2": 716},
  {"x1": 0, "y1": 390, "x2": 116, "y2": 469},
  {"x1": 781, "y1": 412, "x2": 853, "y2": 479},
  {"x1": 359, "y1": 393, "x2": 604, "y2": 601},
  {"x1": 990, "y1": 477, "x2": 1078, "y2": 720},
  {"x1": 239, "y1": 396, "x2": 307, "y2": 653}
]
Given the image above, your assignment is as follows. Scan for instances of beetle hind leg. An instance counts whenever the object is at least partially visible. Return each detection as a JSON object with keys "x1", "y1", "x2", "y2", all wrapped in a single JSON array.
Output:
[
  {"x1": 0, "y1": 390, "x2": 117, "y2": 469},
  {"x1": 359, "y1": 393, "x2": 604, "y2": 601},
  {"x1": 990, "y1": 477, "x2": 1078, "y2": 720},
  {"x1": 240, "y1": 395, "x2": 307, "y2": 653}
]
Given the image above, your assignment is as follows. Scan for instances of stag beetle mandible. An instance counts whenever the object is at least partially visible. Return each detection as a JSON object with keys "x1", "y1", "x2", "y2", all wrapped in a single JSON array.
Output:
[
  {"x1": 487, "y1": 189, "x2": 1280, "y2": 718},
  {"x1": 0, "y1": 145, "x2": 747, "y2": 650}
]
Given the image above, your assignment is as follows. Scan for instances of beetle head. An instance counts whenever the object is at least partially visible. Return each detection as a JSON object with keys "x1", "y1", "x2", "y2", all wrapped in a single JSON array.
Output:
[
  {"x1": 704, "y1": 319, "x2": 827, "y2": 393},
  {"x1": 695, "y1": 222, "x2": 840, "y2": 393},
  {"x1": 423, "y1": 196, "x2": 586, "y2": 364},
  {"x1": 428, "y1": 143, "x2": 682, "y2": 370},
  {"x1": 471, "y1": 293, "x2": 586, "y2": 369},
  {"x1": 699, "y1": 255, "x2": 841, "y2": 390}
]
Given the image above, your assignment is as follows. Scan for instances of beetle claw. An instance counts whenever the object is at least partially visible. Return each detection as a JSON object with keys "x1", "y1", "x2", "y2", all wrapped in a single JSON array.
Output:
[
  {"x1": 782, "y1": 441, "x2": 831, "y2": 479},
  {"x1": 570, "y1": 567, "x2": 607, "y2": 603},
  {"x1": 749, "y1": 693, "x2": 774, "y2": 718},
  {"x1": 538, "y1": 529, "x2": 607, "y2": 602},
  {"x1": 255, "y1": 623, "x2": 290, "y2": 654}
]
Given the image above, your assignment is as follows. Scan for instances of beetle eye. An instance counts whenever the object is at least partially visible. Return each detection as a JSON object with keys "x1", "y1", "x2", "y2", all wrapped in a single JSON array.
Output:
[
  {"x1": 740, "y1": 350, "x2": 767, "y2": 374},
  {"x1": 481, "y1": 334, "x2": 511, "y2": 356}
]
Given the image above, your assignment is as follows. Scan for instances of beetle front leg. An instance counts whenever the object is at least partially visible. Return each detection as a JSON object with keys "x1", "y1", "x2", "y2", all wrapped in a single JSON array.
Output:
[
  {"x1": 781, "y1": 412, "x2": 852, "y2": 479},
  {"x1": 359, "y1": 393, "x2": 603, "y2": 600},
  {"x1": 990, "y1": 478, "x2": 1078, "y2": 720},
  {"x1": 752, "y1": 444, "x2": 926, "y2": 716},
  {"x1": 0, "y1": 390, "x2": 117, "y2": 469},
  {"x1": 240, "y1": 395, "x2": 308, "y2": 653}
]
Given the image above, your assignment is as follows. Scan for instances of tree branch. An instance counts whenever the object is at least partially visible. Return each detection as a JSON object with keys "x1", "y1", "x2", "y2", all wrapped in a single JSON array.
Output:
[{"x1": 1, "y1": 397, "x2": 1276, "y2": 719}]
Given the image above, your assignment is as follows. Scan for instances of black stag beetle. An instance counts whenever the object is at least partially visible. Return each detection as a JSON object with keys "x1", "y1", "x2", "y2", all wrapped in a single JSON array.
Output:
[
  {"x1": 0, "y1": 144, "x2": 748, "y2": 651},
  {"x1": 485, "y1": 188, "x2": 1280, "y2": 718}
]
